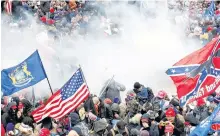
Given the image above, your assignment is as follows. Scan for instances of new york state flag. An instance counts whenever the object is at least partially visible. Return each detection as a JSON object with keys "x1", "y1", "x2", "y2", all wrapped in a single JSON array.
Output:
[{"x1": 166, "y1": 37, "x2": 220, "y2": 106}]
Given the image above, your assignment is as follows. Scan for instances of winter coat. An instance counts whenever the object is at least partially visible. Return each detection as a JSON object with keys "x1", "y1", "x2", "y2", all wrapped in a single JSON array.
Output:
[
  {"x1": 70, "y1": 112, "x2": 89, "y2": 136},
  {"x1": 84, "y1": 96, "x2": 97, "y2": 116},
  {"x1": 185, "y1": 111, "x2": 200, "y2": 126},
  {"x1": 40, "y1": 1, "x2": 50, "y2": 14},
  {"x1": 193, "y1": 106, "x2": 210, "y2": 123},
  {"x1": 148, "y1": 123, "x2": 160, "y2": 136},
  {"x1": 127, "y1": 123, "x2": 141, "y2": 134},
  {"x1": 135, "y1": 86, "x2": 154, "y2": 105},
  {"x1": 100, "y1": 79, "x2": 126, "y2": 103},
  {"x1": 2, "y1": 102, "x2": 17, "y2": 128},
  {"x1": 140, "y1": 119, "x2": 160, "y2": 136},
  {"x1": 151, "y1": 97, "x2": 165, "y2": 112},
  {"x1": 107, "y1": 125, "x2": 129, "y2": 136},
  {"x1": 160, "y1": 114, "x2": 185, "y2": 136}
]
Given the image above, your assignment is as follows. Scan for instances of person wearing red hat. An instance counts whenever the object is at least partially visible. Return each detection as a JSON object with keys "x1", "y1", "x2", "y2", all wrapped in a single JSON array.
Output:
[
  {"x1": 191, "y1": 98, "x2": 210, "y2": 123},
  {"x1": 50, "y1": 8, "x2": 54, "y2": 14},
  {"x1": 40, "y1": 16, "x2": 47, "y2": 23},
  {"x1": 47, "y1": 19, "x2": 55, "y2": 25},
  {"x1": 159, "y1": 107, "x2": 185, "y2": 136},
  {"x1": 39, "y1": 128, "x2": 50, "y2": 136}
]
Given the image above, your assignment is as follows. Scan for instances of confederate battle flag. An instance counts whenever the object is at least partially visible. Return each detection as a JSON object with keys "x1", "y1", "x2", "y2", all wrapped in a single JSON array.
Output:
[{"x1": 166, "y1": 37, "x2": 220, "y2": 106}]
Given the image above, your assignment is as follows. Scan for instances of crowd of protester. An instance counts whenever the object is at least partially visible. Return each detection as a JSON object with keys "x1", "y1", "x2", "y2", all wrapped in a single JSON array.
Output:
[
  {"x1": 1, "y1": 0, "x2": 220, "y2": 136},
  {"x1": 183, "y1": 0, "x2": 220, "y2": 45},
  {"x1": 1, "y1": 80, "x2": 220, "y2": 136},
  {"x1": 1, "y1": 0, "x2": 220, "y2": 41}
]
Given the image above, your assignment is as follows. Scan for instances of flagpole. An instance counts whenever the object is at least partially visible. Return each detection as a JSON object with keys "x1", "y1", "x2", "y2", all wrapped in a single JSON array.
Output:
[
  {"x1": 36, "y1": 50, "x2": 54, "y2": 95},
  {"x1": 79, "y1": 65, "x2": 90, "y2": 92},
  {"x1": 99, "y1": 75, "x2": 115, "y2": 97},
  {"x1": 32, "y1": 87, "x2": 35, "y2": 108}
]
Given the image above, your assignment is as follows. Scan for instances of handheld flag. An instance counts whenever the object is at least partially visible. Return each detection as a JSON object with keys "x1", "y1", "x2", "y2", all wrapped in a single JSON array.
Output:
[
  {"x1": 32, "y1": 68, "x2": 90, "y2": 123},
  {"x1": 1, "y1": 50, "x2": 47, "y2": 96},
  {"x1": 190, "y1": 104, "x2": 220, "y2": 136},
  {"x1": 166, "y1": 37, "x2": 220, "y2": 106}
]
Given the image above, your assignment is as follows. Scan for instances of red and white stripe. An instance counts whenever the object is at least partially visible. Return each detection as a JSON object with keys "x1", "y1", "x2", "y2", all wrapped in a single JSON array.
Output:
[
  {"x1": 5, "y1": 0, "x2": 12, "y2": 15},
  {"x1": 32, "y1": 83, "x2": 89, "y2": 123}
]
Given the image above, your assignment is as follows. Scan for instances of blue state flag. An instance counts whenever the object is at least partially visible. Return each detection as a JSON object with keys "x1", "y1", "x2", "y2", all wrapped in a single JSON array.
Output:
[
  {"x1": 190, "y1": 104, "x2": 220, "y2": 136},
  {"x1": 1, "y1": 50, "x2": 47, "y2": 96}
]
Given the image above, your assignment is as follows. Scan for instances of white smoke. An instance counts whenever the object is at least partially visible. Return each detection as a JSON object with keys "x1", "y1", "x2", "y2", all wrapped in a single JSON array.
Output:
[{"x1": 1, "y1": 2, "x2": 201, "y2": 99}]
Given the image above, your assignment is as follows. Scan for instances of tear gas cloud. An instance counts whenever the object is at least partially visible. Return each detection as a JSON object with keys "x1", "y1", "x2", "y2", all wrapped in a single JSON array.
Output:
[{"x1": 1, "y1": 2, "x2": 201, "y2": 99}]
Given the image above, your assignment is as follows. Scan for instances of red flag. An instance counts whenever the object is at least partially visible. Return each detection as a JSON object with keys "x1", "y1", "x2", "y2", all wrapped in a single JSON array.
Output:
[
  {"x1": 32, "y1": 68, "x2": 89, "y2": 123},
  {"x1": 166, "y1": 37, "x2": 220, "y2": 106},
  {"x1": 5, "y1": 0, "x2": 12, "y2": 15}
]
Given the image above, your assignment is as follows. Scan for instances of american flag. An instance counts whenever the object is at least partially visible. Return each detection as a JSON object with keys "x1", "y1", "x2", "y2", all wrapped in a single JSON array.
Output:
[
  {"x1": 32, "y1": 68, "x2": 90, "y2": 123},
  {"x1": 5, "y1": 0, "x2": 12, "y2": 15}
]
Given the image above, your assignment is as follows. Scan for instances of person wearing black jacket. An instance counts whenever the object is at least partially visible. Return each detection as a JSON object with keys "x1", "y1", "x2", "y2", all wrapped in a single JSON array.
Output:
[{"x1": 1, "y1": 102, "x2": 18, "y2": 128}]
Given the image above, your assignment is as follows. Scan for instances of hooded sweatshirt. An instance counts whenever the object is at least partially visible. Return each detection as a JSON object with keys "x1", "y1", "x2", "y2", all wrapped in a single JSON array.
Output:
[{"x1": 69, "y1": 112, "x2": 89, "y2": 136}]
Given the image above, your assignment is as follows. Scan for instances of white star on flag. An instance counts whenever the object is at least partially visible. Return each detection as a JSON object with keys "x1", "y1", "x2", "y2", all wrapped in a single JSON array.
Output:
[{"x1": 171, "y1": 69, "x2": 176, "y2": 73}]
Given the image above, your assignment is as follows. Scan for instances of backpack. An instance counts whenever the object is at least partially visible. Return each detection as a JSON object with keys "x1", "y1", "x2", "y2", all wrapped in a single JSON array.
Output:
[{"x1": 151, "y1": 97, "x2": 164, "y2": 112}]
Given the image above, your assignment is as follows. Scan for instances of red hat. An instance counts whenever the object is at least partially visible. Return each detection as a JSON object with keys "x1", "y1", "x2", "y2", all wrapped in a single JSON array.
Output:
[
  {"x1": 40, "y1": 16, "x2": 47, "y2": 23},
  {"x1": 18, "y1": 102, "x2": 24, "y2": 109},
  {"x1": 197, "y1": 98, "x2": 205, "y2": 107},
  {"x1": 165, "y1": 107, "x2": 176, "y2": 117},
  {"x1": 40, "y1": 128, "x2": 50, "y2": 136},
  {"x1": 207, "y1": 26, "x2": 213, "y2": 32},
  {"x1": 11, "y1": 105, "x2": 17, "y2": 110},
  {"x1": 157, "y1": 90, "x2": 167, "y2": 99},
  {"x1": 165, "y1": 124, "x2": 174, "y2": 133},
  {"x1": 215, "y1": 10, "x2": 220, "y2": 15},
  {"x1": 47, "y1": 19, "x2": 55, "y2": 25},
  {"x1": 50, "y1": 8, "x2": 55, "y2": 13}
]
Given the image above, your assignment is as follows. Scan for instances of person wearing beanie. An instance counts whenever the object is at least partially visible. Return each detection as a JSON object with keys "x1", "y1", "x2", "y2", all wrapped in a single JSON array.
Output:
[
  {"x1": 159, "y1": 107, "x2": 185, "y2": 136},
  {"x1": 2, "y1": 102, "x2": 17, "y2": 128},
  {"x1": 133, "y1": 82, "x2": 154, "y2": 105},
  {"x1": 140, "y1": 113, "x2": 160, "y2": 136},
  {"x1": 6, "y1": 123, "x2": 19, "y2": 136},
  {"x1": 100, "y1": 79, "x2": 126, "y2": 104},
  {"x1": 69, "y1": 112, "x2": 89, "y2": 136},
  {"x1": 107, "y1": 120, "x2": 129, "y2": 136}
]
